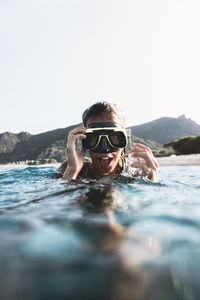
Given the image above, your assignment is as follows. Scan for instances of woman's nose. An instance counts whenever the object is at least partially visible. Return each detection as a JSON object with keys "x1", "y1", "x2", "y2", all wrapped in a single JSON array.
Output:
[{"x1": 100, "y1": 136, "x2": 110, "y2": 153}]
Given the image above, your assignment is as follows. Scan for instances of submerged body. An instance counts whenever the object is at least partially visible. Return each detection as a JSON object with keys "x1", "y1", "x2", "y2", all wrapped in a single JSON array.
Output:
[{"x1": 1, "y1": 165, "x2": 200, "y2": 300}]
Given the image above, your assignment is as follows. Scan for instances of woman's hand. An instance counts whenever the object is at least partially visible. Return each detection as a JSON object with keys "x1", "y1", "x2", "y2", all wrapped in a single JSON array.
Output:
[
  {"x1": 63, "y1": 127, "x2": 86, "y2": 180},
  {"x1": 128, "y1": 143, "x2": 159, "y2": 182}
]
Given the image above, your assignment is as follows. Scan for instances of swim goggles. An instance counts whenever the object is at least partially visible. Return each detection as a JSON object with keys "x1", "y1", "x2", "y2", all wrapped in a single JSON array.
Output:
[{"x1": 82, "y1": 124, "x2": 127, "y2": 151}]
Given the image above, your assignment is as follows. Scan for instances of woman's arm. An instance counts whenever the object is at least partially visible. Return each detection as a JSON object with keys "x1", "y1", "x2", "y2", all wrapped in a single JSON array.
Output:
[{"x1": 62, "y1": 127, "x2": 86, "y2": 180}]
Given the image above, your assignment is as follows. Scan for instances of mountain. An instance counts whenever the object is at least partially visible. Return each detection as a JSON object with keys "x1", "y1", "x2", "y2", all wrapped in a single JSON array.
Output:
[
  {"x1": 0, "y1": 125, "x2": 163, "y2": 164},
  {"x1": 0, "y1": 125, "x2": 78, "y2": 164},
  {"x1": 0, "y1": 115, "x2": 200, "y2": 164},
  {"x1": 129, "y1": 115, "x2": 200, "y2": 144}
]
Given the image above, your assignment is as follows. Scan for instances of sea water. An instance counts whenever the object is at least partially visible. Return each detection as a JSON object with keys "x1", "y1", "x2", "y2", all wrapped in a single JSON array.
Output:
[{"x1": 0, "y1": 165, "x2": 200, "y2": 300}]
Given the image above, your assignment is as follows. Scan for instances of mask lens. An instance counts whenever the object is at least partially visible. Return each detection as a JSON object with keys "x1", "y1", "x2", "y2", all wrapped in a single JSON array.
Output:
[
  {"x1": 83, "y1": 133, "x2": 99, "y2": 149},
  {"x1": 108, "y1": 131, "x2": 127, "y2": 148},
  {"x1": 82, "y1": 127, "x2": 127, "y2": 150}
]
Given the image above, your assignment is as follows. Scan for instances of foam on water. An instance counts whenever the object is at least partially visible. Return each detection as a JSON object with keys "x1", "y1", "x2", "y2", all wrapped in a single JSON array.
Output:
[{"x1": 0, "y1": 165, "x2": 200, "y2": 300}]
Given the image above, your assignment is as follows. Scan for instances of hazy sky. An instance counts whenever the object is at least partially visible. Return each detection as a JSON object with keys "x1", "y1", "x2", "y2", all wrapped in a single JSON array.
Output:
[{"x1": 1, "y1": 0, "x2": 200, "y2": 134}]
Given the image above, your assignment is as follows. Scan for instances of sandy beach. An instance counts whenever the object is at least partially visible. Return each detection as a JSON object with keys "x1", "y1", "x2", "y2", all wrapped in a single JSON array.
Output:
[{"x1": 156, "y1": 154, "x2": 200, "y2": 166}]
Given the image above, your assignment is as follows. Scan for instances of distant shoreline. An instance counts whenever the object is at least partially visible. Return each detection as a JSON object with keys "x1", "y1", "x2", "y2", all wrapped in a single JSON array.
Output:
[
  {"x1": 0, "y1": 163, "x2": 60, "y2": 168},
  {"x1": 156, "y1": 154, "x2": 200, "y2": 166},
  {"x1": 1, "y1": 154, "x2": 200, "y2": 168}
]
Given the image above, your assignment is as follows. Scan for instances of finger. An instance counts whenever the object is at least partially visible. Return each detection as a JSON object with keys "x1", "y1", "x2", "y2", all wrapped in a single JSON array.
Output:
[
  {"x1": 129, "y1": 144, "x2": 158, "y2": 166},
  {"x1": 130, "y1": 152, "x2": 158, "y2": 171},
  {"x1": 67, "y1": 133, "x2": 86, "y2": 150},
  {"x1": 129, "y1": 149, "x2": 154, "y2": 163},
  {"x1": 154, "y1": 159, "x2": 159, "y2": 168},
  {"x1": 68, "y1": 127, "x2": 86, "y2": 145},
  {"x1": 68, "y1": 127, "x2": 86, "y2": 137},
  {"x1": 80, "y1": 146, "x2": 86, "y2": 156},
  {"x1": 129, "y1": 158, "x2": 141, "y2": 168},
  {"x1": 131, "y1": 149, "x2": 158, "y2": 168},
  {"x1": 129, "y1": 143, "x2": 152, "y2": 154},
  {"x1": 68, "y1": 133, "x2": 86, "y2": 142}
]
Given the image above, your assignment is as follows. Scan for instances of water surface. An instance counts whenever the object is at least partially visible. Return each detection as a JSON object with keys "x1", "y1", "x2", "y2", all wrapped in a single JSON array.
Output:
[{"x1": 0, "y1": 165, "x2": 200, "y2": 300}]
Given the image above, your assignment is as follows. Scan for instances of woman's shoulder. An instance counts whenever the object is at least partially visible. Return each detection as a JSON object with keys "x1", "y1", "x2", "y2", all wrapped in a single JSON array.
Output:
[
  {"x1": 77, "y1": 162, "x2": 93, "y2": 179},
  {"x1": 58, "y1": 161, "x2": 92, "y2": 178}
]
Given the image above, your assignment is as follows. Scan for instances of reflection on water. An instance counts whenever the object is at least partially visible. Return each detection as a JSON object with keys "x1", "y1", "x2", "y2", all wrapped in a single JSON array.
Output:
[{"x1": 0, "y1": 166, "x2": 200, "y2": 299}]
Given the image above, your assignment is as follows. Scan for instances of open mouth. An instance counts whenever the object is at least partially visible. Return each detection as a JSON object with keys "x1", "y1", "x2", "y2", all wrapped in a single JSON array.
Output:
[{"x1": 98, "y1": 156, "x2": 113, "y2": 167}]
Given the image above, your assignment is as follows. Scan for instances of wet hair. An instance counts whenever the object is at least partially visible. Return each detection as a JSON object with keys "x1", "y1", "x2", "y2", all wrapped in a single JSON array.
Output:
[{"x1": 82, "y1": 101, "x2": 125, "y2": 127}]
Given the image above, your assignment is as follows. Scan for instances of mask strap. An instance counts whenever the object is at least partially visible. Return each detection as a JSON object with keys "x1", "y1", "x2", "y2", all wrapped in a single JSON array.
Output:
[{"x1": 118, "y1": 148, "x2": 126, "y2": 172}]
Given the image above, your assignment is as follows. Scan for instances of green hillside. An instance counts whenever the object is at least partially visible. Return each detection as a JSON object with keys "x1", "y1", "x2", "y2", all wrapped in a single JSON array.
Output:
[
  {"x1": 1, "y1": 115, "x2": 200, "y2": 164},
  {"x1": 165, "y1": 136, "x2": 200, "y2": 155}
]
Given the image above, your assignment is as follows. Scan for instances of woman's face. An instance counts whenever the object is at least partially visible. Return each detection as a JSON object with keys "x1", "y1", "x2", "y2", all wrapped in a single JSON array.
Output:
[{"x1": 86, "y1": 113, "x2": 124, "y2": 178}]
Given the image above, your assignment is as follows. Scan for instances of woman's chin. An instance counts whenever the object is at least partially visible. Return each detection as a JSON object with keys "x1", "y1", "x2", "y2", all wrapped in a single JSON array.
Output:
[{"x1": 94, "y1": 163, "x2": 118, "y2": 177}]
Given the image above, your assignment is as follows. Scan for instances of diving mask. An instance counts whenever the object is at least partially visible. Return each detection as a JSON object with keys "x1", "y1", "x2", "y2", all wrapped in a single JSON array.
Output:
[{"x1": 82, "y1": 122, "x2": 128, "y2": 153}]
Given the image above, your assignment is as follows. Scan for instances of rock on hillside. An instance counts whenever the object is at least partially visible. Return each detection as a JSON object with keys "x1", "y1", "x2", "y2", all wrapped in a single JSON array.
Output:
[{"x1": 0, "y1": 132, "x2": 31, "y2": 154}]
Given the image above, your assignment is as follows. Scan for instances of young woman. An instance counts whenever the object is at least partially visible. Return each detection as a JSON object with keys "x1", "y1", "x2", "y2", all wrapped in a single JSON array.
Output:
[{"x1": 59, "y1": 102, "x2": 159, "y2": 182}]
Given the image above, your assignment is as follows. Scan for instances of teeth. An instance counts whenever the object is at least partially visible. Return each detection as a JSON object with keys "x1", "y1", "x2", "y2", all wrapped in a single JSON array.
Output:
[{"x1": 101, "y1": 157, "x2": 110, "y2": 160}]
